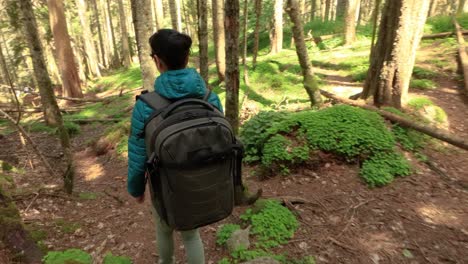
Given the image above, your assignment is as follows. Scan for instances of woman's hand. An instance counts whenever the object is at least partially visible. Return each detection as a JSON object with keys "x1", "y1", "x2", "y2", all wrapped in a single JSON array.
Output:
[{"x1": 135, "y1": 193, "x2": 145, "y2": 204}]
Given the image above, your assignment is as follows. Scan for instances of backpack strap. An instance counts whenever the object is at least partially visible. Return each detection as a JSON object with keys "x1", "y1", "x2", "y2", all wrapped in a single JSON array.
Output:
[
  {"x1": 203, "y1": 89, "x2": 212, "y2": 101},
  {"x1": 136, "y1": 90, "x2": 172, "y2": 110}
]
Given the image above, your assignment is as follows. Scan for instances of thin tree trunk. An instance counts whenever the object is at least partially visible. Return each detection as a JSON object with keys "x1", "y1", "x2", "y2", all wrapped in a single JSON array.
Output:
[
  {"x1": 336, "y1": 0, "x2": 346, "y2": 19},
  {"x1": 324, "y1": 0, "x2": 331, "y2": 21},
  {"x1": 310, "y1": 0, "x2": 317, "y2": 21},
  {"x1": 19, "y1": 0, "x2": 75, "y2": 194},
  {"x1": 91, "y1": 0, "x2": 107, "y2": 68},
  {"x1": 344, "y1": 0, "x2": 359, "y2": 45},
  {"x1": 169, "y1": 0, "x2": 183, "y2": 31},
  {"x1": 454, "y1": 18, "x2": 468, "y2": 94},
  {"x1": 118, "y1": 0, "x2": 132, "y2": 68},
  {"x1": 197, "y1": 0, "x2": 209, "y2": 83},
  {"x1": 428, "y1": 0, "x2": 439, "y2": 17},
  {"x1": 458, "y1": 0, "x2": 467, "y2": 15},
  {"x1": 225, "y1": 0, "x2": 240, "y2": 134},
  {"x1": 212, "y1": 0, "x2": 226, "y2": 81},
  {"x1": 286, "y1": 0, "x2": 322, "y2": 105},
  {"x1": 242, "y1": 0, "x2": 250, "y2": 85},
  {"x1": 47, "y1": 0, "x2": 83, "y2": 98},
  {"x1": 105, "y1": 0, "x2": 120, "y2": 68},
  {"x1": 270, "y1": 0, "x2": 283, "y2": 54},
  {"x1": 130, "y1": 0, "x2": 158, "y2": 91},
  {"x1": 77, "y1": 0, "x2": 101, "y2": 78},
  {"x1": 154, "y1": 0, "x2": 164, "y2": 29},
  {"x1": 370, "y1": 0, "x2": 382, "y2": 56},
  {"x1": 0, "y1": 40, "x2": 20, "y2": 123},
  {"x1": 361, "y1": 0, "x2": 430, "y2": 108},
  {"x1": 252, "y1": 0, "x2": 262, "y2": 67}
]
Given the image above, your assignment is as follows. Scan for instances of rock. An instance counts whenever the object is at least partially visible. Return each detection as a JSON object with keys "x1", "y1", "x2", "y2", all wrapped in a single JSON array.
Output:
[
  {"x1": 226, "y1": 227, "x2": 250, "y2": 252},
  {"x1": 240, "y1": 257, "x2": 280, "y2": 264}
]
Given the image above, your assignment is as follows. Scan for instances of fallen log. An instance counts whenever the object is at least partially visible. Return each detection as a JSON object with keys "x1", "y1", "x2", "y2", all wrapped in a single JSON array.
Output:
[
  {"x1": 421, "y1": 30, "x2": 468, "y2": 40},
  {"x1": 64, "y1": 118, "x2": 123, "y2": 124},
  {"x1": 454, "y1": 18, "x2": 468, "y2": 94},
  {"x1": 319, "y1": 90, "x2": 468, "y2": 151},
  {"x1": 27, "y1": 91, "x2": 110, "y2": 103},
  {"x1": 3, "y1": 107, "x2": 83, "y2": 113}
]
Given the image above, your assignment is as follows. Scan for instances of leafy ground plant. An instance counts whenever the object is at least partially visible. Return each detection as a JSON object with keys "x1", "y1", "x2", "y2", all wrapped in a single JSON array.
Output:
[
  {"x1": 43, "y1": 249, "x2": 92, "y2": 264},
  {"x1": 216, "y1": 224, "x2": 241, "y2": 246}
]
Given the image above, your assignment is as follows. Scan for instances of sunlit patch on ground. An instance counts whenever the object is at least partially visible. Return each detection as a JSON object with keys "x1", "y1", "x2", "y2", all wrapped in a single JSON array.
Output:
[
  {"x1": 416, "y1": 203, "x2": 462, "y2": 228},
  {"x1": 359, "y1": 232, "x2": 400, "y2": 257},
  {"x1": 83, "y1": 163, "x2": 104, "y2": 181}
]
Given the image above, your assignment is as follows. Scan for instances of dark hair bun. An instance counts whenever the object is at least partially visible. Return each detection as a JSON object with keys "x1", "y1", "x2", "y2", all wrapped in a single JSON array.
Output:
[{"x1": 149, "y1": 29, "x2": 192, "y2": 70}]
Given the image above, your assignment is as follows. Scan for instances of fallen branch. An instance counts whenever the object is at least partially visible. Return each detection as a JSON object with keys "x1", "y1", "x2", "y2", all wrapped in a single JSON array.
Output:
[
  {"x1": 454, "y1": 18, "x2": 468, "y2": 94},
  {"x1": 0, "y1": 109, "x2": 57, "y2": 177},
  {"x1": 27, "y1": 91, "x2": 110, "y2": 103},
  {"x1": 3, "y1": 107, "x2": 84, "y2": 113},
  {"x1": 320, "y1": 90, "x2": 468, "y2": 151},
  {"x1": 421, "y1": 30, "x2": 468, "y2": 40},
  {"x1": 65, "y1": 118, "x2": 123, "y2": 124}
]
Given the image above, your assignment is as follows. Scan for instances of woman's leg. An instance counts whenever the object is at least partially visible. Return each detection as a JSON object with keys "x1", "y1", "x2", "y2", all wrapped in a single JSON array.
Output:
[
  {"x1": 180, "y1": 229, "x2": 205, "y2": 264},
  {"x1": 155, "y1": 213, "x2": 175, "y2": 264}
]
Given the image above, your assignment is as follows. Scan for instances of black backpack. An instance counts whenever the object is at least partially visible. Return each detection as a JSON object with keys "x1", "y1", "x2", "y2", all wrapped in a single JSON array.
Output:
[{"x1": 137, "y1": 90, "x2": 243, "y2": 231}]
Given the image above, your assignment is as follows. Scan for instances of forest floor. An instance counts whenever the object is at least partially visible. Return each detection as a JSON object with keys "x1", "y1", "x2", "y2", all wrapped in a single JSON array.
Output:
[{"x1": 1, "y1": 40, "x2": 468, "y2": 264}]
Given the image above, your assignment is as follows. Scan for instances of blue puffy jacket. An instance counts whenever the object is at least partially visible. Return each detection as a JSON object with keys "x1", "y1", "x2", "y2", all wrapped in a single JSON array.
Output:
[{"x1": 127, "y1": 68, "x2": 223, "y2": 197}]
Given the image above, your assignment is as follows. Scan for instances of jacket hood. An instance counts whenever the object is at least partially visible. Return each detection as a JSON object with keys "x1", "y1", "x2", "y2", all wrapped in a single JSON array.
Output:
[{"x1": 154, "y1": 68, "x2": 207, "y2": 99}]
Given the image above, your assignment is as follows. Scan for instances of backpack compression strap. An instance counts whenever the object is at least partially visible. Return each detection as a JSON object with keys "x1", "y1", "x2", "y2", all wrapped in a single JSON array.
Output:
[{"x1": 136, "y1": 90, "x2": 172, "y2": 110}]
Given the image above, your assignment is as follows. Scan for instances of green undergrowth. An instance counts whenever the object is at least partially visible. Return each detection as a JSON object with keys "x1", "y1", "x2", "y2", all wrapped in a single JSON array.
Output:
[
  {"x1": 216, "y1": 224, "x2": 241, "y2": 246},
  {"x1": 90, "y1": 65, "x2": 143, "y2": 93},
  {"x1": 240, "y1": 105, "x2": 412, "y2": 187},
  {"x1": 410, "y1": 79, "x2": 438, "y2": 90},
  {"x1": 425, "y1": 13, "x2": 468, "y2": 34},
  {"x1": 43, "y1": 249, "x2": 132, "y2": 264},
  {"x1": 407, "y1": 97, "x2": 447, "y2": 124},
  {"x1": 22, "y1": 121, "x2": 81, "y2": 137},
  {"x1": 65, "y1": 93, "x2": 133, "y2": 120},
  {"x1": 412, "y1": 66, "x2": 439, "y2": 79},
  {"x1": 55, "y1": 219, "x2": 80, "y2": 234}
]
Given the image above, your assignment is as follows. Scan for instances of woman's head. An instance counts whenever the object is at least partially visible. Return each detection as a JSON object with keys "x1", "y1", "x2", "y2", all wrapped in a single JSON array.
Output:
[{"x1": 149, "y1": 29, "x2": 192, "y2": 72}]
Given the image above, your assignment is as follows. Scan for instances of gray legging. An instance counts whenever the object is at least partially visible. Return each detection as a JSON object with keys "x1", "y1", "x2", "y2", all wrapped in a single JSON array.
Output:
[{"x1": 153, "y1": 209, "x2": 205, "y2": 264}]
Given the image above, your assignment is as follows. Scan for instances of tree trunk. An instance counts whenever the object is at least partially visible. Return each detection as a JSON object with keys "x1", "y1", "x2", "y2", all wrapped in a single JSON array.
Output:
[
  {"x1": 370, "y1": 0, "x2": 382, "y2": 53},
  {"x1": 212, "y1": 0, "x2": 226, "y2": 81},
  {"x1": 454, "y1": 18, "x2": 468, "y2": 94},
  {"x1": 361, "y1": 0, "x2": 430, "y2": 108},
  {"x1": 286, "y1": 0, "x2": 322, "y2": 106},
  {"x1": 225, "y1": 0, "x2": 240, "y2": 134},
  {"x1": 242, "y1": 0, "x2": 250, "y2": 85},
  {"x1": 118, "y1": 0, "x2": 132, "y2": 68},
  {"x1": 77, "y1": 0, "x2": 102, "y2": 78},
  {"x1": 47, "y1": 0, "x2": 83, "y2": 98},
  {"x1": 131, "y1": 0, "x2": 157, "y2": 91},
  {"x1": 458, "y1": 0, "x2": 467, "y2": 15},
  {"x1": 310, "y1": 0, "x2": 317, "y2": 21},
  {"x1": 336, "y1": 0, "x2": 346, "y2": 19},
  {"x1": 20, "y1": 0, "x2": 75, "y2": 193},
  {"x1": 325, "y1": 0, "x2": 331, "y2": 21},
  {"x1": 197, "y1": 0, "x2": 209, "y2": 83},
  {"x1": 428, "y1": 0, "x2": 439, "y2": 17},
  {"x1": 91, "y1": 0, "x2": 107, "y2": 68},
  {"x1": 99, "y1": 0, "x2": 112, "y2": 67},
  {"x1": 154, "y1": 0, "x2": 164, "y2": 29},
  {"x1": 169, "y1": 0, "x2": 183, "y2": 31},
  {"x1": 344, "y1": 0, "x2": 359, "y2": 45},
  {"x1": 104, "y1": 0, "x2": 120, "y2": 68},
  {"x1": 270, "y1": 0, "x2": 283, "y2": 54},
  {"x1": 252, "y1": 0, "x2": 262, "y2": 67}
]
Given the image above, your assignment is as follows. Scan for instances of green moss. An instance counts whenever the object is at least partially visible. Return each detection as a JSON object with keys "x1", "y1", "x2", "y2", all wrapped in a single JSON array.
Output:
[
  {"x1": 407, "y1": 97, "x2": 434, "y2": 110},
  {"x1": 231, "y1": 247, "x2": 286, "y2": 263},
  {"x1": 64, "y1": 121, "x2": 80, "y2": 136},
  {"x1": 78, "y1": 192, "x2": 98, "y2": 200},
  {"x1": 55, "y1": 219, "x2": 80, "y2": 234},
  {"x1": 261, "y1": 135, "x2": 309, "y2": 173},
  {"x1": 216, "y1": 224, "x2": 241, "y2": 246},
  {"x1": 412, "y1": 67, "x2": 438, "y2": 79},
  {"x1": 410, "y1": 79, "x2": 438, "y2": 90},
  {"x1": 360, "y1": 152, "x2": 411, "y2": 187},
  {"x1": 240, "y1": 200, "x2": 298, "y2": 248},
  {"x1": 43, "y1": 249, "x2": 92, "y2": 264},
  {"x1": 91, "y1": 65, "x2": 143, "y2": 92}
]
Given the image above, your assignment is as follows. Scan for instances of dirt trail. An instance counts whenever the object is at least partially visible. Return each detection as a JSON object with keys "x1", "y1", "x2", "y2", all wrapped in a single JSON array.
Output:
[{"x1": 1, "y1": 44, "x2": 468, "y2": 263}]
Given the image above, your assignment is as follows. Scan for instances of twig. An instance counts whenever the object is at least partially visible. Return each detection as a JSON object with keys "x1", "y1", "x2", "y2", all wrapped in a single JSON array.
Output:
[
  {"x1": 104, "y1": 190, "x2": 124, "y2": 205},
  {"x1": 24, "y1": 192, "x2": 40, "y2": 213},
  {"x1": 327, "y1": 237, "x2": 357, "y2": 253}
]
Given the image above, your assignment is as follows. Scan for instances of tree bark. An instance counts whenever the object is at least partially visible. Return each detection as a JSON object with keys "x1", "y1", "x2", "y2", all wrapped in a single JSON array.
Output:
[
  {"x1": 104, "y1": 0, "x2": 120, "y2": 68},
  {"x1": 458, "y1": 0, "x2": 467, "y2": 15},
  {"x1": 91, "y1": 0, "x2": 107, "y2": 68},
  {"x1": 428, "y1": 0, "x2": 439, "y2": 17},
  {"x1": 225, "y1": 0, "x2": 240, "y2": 134},
  {"x1": 252, "y1": 0, "x2": 262, "y2": 67},
  {"x1": 270, "y1": 0, "x2": 284, "y2": 54},
  {"x1": 169, "y1": 0, "x2": 183, "y2": 31},
  {"x1": 118, "y1": 0, "x2": 132, "y2": 68},
  {"x1": 77, "y1": 0, "x2": 102, "y2": 78},
  {"x1": 131, "y1": 0, "x2": 158, "y2": 91},
  {"x1": 47, "y1": 0, "x2": 83, "y2": 98},
  {"x1": 242, "y1": 0, "x2": 250, "y2": 85},
  {"x1": 197, "y1": 0, "x2": 209, "y2": 84},
  {"x1": 286, "y1": 0, "x2": 322, "y2": 106},
  {"x1": 454, "y1": 18, "x2": 468, "y2": 94},
  {"x1": 212, "y1": 0, "x2": 226, "y2": 81},
  {"x1": 336, "y1": 0, "x2": 346, "y2": 19},
  {"x1": 19, "y1": 0, "x2": 75, "y2": 194},
  {"x1": 320, "y1": 90, "x2": 468, "y2": 151},
  {"x1": 361, "y1": 0, "x2": 430, "y2": 108},
  {"x1": 154, "y1": 0, "x2": 165, "y2": 29},
  {"x1": 324, "y1": 0, "x2": 331, "y2": 21},
  {"x1": 344, "y1": 0, "x2": 359, "y2": 45}
]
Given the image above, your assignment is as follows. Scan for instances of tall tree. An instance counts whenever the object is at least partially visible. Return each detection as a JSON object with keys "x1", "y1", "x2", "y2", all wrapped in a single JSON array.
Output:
[
  {"x1": 270, "y1": 0, "x2": 283, "y2": 54},
  {"x1": 104, "y1": 0, "x2": 120, "y2": 67},
  {"x1": 169, "y1": 0, "x2": 183, "y2": 31},
  {"x1": 310, "y1": 0, "x2": 317, "y2": 21},
  {"x1": 252, "y1": 0, "x2": 262, "y2": 67},
  {"x1": 197, "y1": 0, "x2": 208, "y2": 83},
  {"x1": 242, "y1": 0, "x2": 250, "y2": 84},
  {"x1": 19, "y1": 0, "x2": 75, "y2": 193},
  {"x1": 118, "y1": 0, "x2": 132, "y2": 67},
  {"x1": 91, "y1": 0, "x2": 107, "y2": 68},
  {"x1": 458, "y1": 0, "x2": 467, "y2": 15},
  {"x1": 212, "y1": 0, "x2": 226, "y2": 81},
  {"x1": 286, "y1": 0, "x2": 322, "y2": 105},
  {"x1": 47, "y1": 0, "x2": 83, "y2": 98},
  {"x1": 336, "y1": 0, "x2": 346, "y2": 18},
  {"x1": 154, "y1": 0, "x2": 164, "y2": 29},
  {"x1": 131, "y1": 0, "x2": 157, "y2": 91},
  {"x1": 77, "y1": 0, "x2": 101, "y2": 78},
  {"x1": 361, "y1": 0, "x2": 430, "y2": 108},
  {"x1": 225, "y1": 0, "x2": 240, "y2": 134},
  {"x1": 428, "y1": 0, "x2": 439, "y2": 17},
  {"x1": 344, "y1": 0, "x2": 359, "y2": 45},
  {"x1": 324, "y1": 0, "x2": 331, "y2": 21}
]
